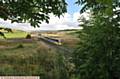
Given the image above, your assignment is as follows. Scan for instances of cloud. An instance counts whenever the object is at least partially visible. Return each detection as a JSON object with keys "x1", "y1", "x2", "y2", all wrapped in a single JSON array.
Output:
[
  {"x1": 73, "y1": 12, "x2": 80, "y2": 22},
  {"x1": 37, "y1": 13, "x2": 81, "y2": 31},
  {"x1": 0, "y1": 19, "x2": 34, "y2": 31},
  {"x1": 0, "y1": 12, "x2": 90, "y2": 32}
]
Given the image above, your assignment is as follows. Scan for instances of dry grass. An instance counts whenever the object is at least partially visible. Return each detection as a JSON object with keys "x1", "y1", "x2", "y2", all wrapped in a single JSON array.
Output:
[{"x1": 0, "y1": 39, "x2": 63, "y2": 76}]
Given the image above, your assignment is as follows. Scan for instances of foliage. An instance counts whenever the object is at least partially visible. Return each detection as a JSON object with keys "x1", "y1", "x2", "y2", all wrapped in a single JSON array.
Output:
[
  {"x1": 73, "y1": 0, "x2": 120, "y2": 79},
  {"x1": 0, "y1": 27, "x2": 13, "y2": 39},
  {"x1": 0, "y1": 0, "x2": 67, "y2": 27},
  {"x1": 0, "y1": 0, "x2": 67, "y2": 37},
  {"x1": 26, "y1": 34, "x2": 31, "y2": 39},
  {"x1": 0, "y1": 32, "x2": 6, "y2": 39}
]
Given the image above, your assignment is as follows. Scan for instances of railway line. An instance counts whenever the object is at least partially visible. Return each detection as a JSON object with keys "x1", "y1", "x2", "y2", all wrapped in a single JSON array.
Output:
[{"x1": 37, "y1": 36, "x2": 73, "y2": 54}]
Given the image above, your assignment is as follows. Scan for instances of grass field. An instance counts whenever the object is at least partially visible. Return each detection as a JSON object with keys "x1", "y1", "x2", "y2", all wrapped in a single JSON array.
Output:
[
  {"x1": 0, "y1": 40, "x2": 63, "y2": 76},
  {"x1": 0, "y1": 30, "x2": 78, "y2": 78},
  {"x1": 5, "y1": 32, "x2": 28, "y2": 38},
  {"x1": 0, "y1": 31, "x2": 28, "y2": 39}
]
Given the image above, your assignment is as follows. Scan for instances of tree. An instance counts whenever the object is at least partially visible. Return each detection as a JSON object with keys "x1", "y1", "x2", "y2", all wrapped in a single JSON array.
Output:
[
  {"x1": 0, "y1": 0, "x2": 67, "y2": 39},
  {"x1": 0, "y1": 27, "x2": 12, "y2": 39},
  {"x1": 0, "y1": 0, "x2": 67, "y2": 27},
  {"x1": 73, "y1": 0, "x2": 120, "y2": 79}
]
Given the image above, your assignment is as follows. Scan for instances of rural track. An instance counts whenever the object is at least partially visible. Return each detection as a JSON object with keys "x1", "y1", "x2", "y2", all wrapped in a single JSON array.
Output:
[{"x1": 37, "y1": 36, "x2": 74, "y2": 54}]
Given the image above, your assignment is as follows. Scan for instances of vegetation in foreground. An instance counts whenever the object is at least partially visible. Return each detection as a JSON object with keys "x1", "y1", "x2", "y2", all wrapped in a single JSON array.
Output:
[
  {"x1": 0, "y1": 41, "x2": 68, "y2": 78},
  {"x1": 72, "y1": 0, "x2": 120, "y2": 79}
]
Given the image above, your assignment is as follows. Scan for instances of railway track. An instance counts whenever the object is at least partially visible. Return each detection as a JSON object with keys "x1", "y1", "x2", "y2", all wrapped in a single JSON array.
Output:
[{"x1": 37, "y1": 36, "x2": 73, "y2": 54}]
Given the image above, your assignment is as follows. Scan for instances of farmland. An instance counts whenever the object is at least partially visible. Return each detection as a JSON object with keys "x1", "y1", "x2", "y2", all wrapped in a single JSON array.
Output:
[
  {"x1": 0, "y1": 31, "x2": 28, "y2": 39},
  {"x1": 0, "y1": 30, "x2": 79, "y2": 78}
]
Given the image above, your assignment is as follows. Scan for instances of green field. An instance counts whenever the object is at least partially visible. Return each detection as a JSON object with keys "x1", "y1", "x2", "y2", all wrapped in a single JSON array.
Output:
[
  {"x1": 0, "y1": 31, "x2": 28, "y2": 39},
  {"x1": 5, "y1": 32, "x2": 28, "y2": 38}
]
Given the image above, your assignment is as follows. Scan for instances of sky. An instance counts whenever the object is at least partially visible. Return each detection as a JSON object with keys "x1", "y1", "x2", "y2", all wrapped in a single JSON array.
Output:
[
  {"x1": 0, "y1": 0, "x2": 88, "y2": 32},
  {"x1": 66, "y1": 0, "x2": 80, "y2": 14}
]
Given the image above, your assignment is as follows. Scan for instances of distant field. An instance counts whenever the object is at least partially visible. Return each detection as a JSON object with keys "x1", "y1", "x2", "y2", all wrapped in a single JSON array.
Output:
[
  {"x1": 40, "y1": 30, "x2": 79, "y2": 49},
  {"x1": 0, "y1": 31, "x2": 28, "y2": 39}
]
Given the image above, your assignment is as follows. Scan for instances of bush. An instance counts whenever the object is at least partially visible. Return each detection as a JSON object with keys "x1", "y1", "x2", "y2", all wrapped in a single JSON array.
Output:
[{"x1": 26, "y1": 34, "x2": 31, "y2": 39}]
